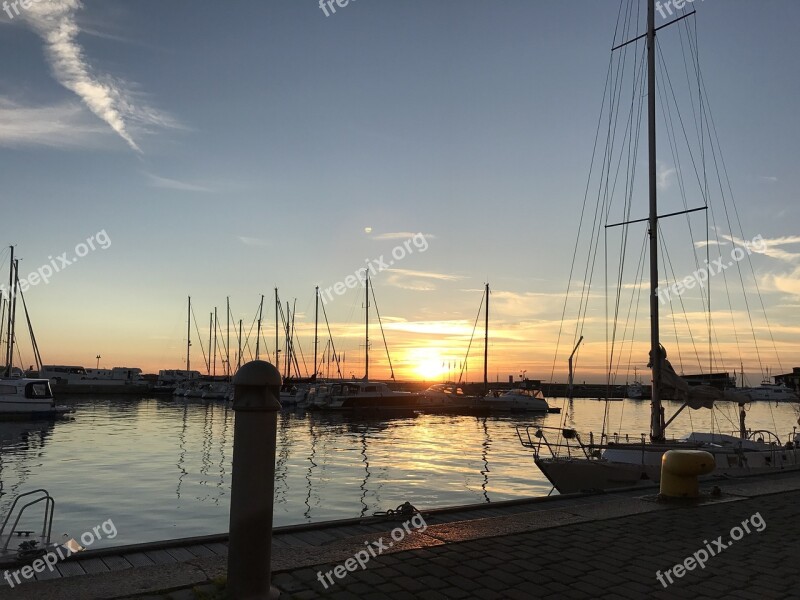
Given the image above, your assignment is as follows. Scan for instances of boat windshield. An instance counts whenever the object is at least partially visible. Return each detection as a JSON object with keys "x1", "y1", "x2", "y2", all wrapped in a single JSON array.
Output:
[{"x1": 25, "y1": 381, "x2": 53, "y2": 399}]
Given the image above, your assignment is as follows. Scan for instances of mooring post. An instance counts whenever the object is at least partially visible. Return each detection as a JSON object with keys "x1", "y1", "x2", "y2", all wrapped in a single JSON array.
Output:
[{"x1": 228, "y1": 360, "x2": 282, "y2": 599}]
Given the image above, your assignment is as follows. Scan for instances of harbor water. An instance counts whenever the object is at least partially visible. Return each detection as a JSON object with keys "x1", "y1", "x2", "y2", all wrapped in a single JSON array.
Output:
[{"x1": 1, "y1": 395, "x2": 797, "y2": 548}]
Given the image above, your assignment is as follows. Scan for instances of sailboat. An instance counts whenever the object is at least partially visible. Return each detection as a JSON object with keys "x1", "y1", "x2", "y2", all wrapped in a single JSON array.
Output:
[
  {"x1": 518, "y1": 1, "x2": 800, "y2": 493},
  {"x1": 310, "y1": 272, "x2": 420, "y2": 410},
  {"x1": 1, "y1": 247, "x2": 70, "y2": 419}
]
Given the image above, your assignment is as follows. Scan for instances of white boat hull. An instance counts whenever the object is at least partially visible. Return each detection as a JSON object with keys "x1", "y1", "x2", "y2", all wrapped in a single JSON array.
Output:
[{"x1": 535, "y1": 444, "x2": 800, "y2": 494}]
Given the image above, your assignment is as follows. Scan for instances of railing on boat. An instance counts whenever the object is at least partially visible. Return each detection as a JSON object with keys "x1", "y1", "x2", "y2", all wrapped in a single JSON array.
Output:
[{"x1": 515, "y1": 425, "x2": 796, "y2": 461}]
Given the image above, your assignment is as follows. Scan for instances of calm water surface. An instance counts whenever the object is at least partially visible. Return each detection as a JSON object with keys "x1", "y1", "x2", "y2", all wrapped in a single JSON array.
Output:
[{"x1": 1, "y1": 395, "x2": 797, "y2": 548}]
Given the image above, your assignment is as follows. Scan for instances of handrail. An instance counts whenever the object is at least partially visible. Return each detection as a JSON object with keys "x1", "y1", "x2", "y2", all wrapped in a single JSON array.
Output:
[{"x1": 0, "y1": 490, "x2": 54, "y2": 553}]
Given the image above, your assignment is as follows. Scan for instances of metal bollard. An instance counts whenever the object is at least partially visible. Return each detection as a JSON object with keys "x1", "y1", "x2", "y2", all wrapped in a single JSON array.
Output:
[{"x1": 228, "y1": 360, "x2": 282, "y2": 599}]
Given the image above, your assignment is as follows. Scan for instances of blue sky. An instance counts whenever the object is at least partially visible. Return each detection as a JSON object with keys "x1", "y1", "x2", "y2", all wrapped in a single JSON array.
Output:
[{"x1": 1, "y1": 1, "x2": 798, "y2": 382}]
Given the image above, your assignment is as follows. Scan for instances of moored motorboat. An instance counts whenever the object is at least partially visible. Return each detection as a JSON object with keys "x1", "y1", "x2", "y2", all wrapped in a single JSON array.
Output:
[
  {"x1": 481, "y1": 388, "x2": 554, "y2": 413},
  {"x1": 311, "y1": 380, "x2": 420, "y2": 410},
  {"x1": 739, "y1": 382, "x2": 799, "y2": 402},
  {"x1": 0, "y1": 378, "x2": 71, "y2": 420}
]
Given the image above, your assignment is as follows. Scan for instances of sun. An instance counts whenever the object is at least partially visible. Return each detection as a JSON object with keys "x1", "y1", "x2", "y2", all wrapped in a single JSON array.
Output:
[{"x1": 406, "y1": 347, "x2": 448, "y2": 381}]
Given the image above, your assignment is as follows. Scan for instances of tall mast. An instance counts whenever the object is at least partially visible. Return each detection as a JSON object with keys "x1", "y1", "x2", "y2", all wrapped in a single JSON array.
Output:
[
  {"x1": 213, "y1": 307, "x2": 218, "y2": 376},
  {"x1": 3, "y1": 246, "x2": 13, "y2": 374},
  {"x1": 647, "y1": 0, "x2": 664, "y2": 441},
  {"x1": 208, "y1": 312, "x2": 213, "y2": 375},
  {"x1": 285, "y1": 301, "x2": 290, "y2": 377},
  {"x1": 238, "y1": 319, "x2": 243, "y2": 370},
  {"x1": 256, "y1": 294, "x2": 264, "y2": 360},
  {"x1": 364, "y1": 270, "x2": 369, "y2": 381},
  {"x1": 483, "y1": 283, "x2": 489, "y2": 395},
  {"x1": 314, "y1": 286, "x2": 319, "y2": 381},
  {"x1": 274, "y1": 288, "x2": 279, "y2": 375},
  {"x1": 186, "y1": 296, "x2": 191, "y2": 372},
  {"x1": 226, "y1": 297, "x2": 230, "y2": 378}
]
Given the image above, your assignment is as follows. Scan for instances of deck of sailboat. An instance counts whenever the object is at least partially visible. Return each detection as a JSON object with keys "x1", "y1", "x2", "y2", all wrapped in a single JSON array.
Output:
[{"x1": 3, "y1": 468, "x2": 800, "y2": 599}]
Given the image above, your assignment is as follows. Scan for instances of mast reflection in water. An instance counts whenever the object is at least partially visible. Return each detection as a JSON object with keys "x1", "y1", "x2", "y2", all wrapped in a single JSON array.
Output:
[{"x1": 2, "y1": 395, "x2": 794, "y2": 547}]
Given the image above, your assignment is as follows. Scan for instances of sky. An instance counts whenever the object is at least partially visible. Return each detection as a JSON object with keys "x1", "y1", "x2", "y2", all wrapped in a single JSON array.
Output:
[{"x1": 0, "y1": 0, "x2": 798, "y2": 384}]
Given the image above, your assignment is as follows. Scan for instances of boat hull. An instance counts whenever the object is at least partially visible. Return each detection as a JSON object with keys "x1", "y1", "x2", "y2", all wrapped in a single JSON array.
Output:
[{"x1": 534, "y1": 444, "x2": 800, "y2": 494}]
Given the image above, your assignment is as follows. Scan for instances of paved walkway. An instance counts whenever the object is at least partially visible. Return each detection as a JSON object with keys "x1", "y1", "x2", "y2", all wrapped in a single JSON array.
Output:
[
  {"x1": 4, "y1": 471, "x2": 799, "y2": 599},
  {"x1": 271, "y1": 489, "x2": 798, "y2": 599}
]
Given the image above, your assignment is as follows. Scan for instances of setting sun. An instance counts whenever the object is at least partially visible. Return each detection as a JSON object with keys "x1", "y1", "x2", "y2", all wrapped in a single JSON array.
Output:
[{"x1": 405, "y1": 347, "x2": 449, "y2": 381}]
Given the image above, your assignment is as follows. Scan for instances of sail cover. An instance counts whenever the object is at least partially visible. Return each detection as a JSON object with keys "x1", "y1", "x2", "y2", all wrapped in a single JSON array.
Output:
[{"x1": 649, "y1": 346, "x2": 751, "y2": 410}]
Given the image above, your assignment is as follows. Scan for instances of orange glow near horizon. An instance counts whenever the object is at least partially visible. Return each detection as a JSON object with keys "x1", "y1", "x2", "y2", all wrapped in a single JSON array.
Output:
[{"x1": 406, "y1": 347, "x2": 448, "y2": 381}]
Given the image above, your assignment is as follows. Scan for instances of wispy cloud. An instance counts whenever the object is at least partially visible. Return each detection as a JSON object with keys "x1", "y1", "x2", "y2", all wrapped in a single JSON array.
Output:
[
  {"x1": 388, "y1": 269, "x2": 459, "y2": 280},
  {"x1": 384, "y1": 268, "x2": 462, "y2": 291},
  {"x1": 20, "y1": 0, "x2": 176, "y2": 153},
  {"x1": 765, "y1": 266, "x2": 800, "y2": 297},
  {"x1": 372, "y1": 231, "x2": 435, "y2": 241},
  {"x1": 145, "y1": 173, "x2": 212, "y2": 193},
  {"x1": 759, "y1": 176, "x2": 778, "y2": 183},
  {"x1": 0, "y1": 97, "x2": 109, "y2": 148},
  {"x1": 720, "y1": 233, "x2": 800, "y2": 263},
  {"x1": 657, "y1": 162, "x2": 676, "y2": 190},
  {"x1": 237, "y1": 236, "x2": 270, "y2": 247},
  {"x1": 694, "y1": 240, "x2": 727, "y2": 249}
]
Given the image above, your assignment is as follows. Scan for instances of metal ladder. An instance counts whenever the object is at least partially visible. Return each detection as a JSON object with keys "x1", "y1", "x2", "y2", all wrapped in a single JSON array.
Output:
[{"x1": 0, "y1": 489, "x2": 55, "y2": 560}]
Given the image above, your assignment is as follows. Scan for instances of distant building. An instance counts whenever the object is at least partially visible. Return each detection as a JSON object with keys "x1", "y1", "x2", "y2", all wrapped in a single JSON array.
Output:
[{"x1": 773, "y1": 368, "x2": 800, "y2": 392}]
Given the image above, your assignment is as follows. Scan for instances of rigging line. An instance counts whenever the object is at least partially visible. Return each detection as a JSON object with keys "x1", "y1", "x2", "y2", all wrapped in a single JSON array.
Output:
[
  {"x1": 319, "y1": 299, "x2": 343, "y2": 379},
  {"x1": 666, "y1": 254, "x2": 685, "y2": 374},
  {"x1": 17, "y1": 284, "x2": 42, "y2": 370},
  {"x1": 608, "y1": 46, "x2": 647, "y2": 391},
  {"x1": 657, "y1": 223, "x2": 702, "y2": 373},
  {"x1": 656, "y1": 42, "x2": 704, "y2": 260},
  {"x1": 243, "y1": 301, "x2": 262, "y2": 360},
  {"x1": 690, "y1": 55, "x2": 767, "y2": 375},
  {"x1": 706, "y1": 208, "x2": 746, "y2": 370},
  {"x1": 655, "y1": 46, "x2": 719, "y2": 371},
  {"x1": 676, "y1": 14, "x2": 704, "y2": 172},
  {"x1": 575, "y1": 14, "x2": 633, "y2": 343},
  {"x1": 658, "y1": 36, "x2": 749, "y2": 374},
  {"x1": 549, "y1": 52, "x2": 617, "y2": 385},
  {"x1": 191, "y1": 304, "x2": 209, "y2": 373},
  {"x1": 615, "y1": 228, "x2": 648, "y2": 382},
  {"x1": 458, "y1": 289, "x2": 485, "y2": 385},
  {"x1": 617, "y1": 232, "x2": 648, "y2": 434},
  {"x1": 698, "y1": 78, "x2": 784, "y2": 375},
  {"x1": 369, "y1": 282, "x2": 395, "y2": 381}
]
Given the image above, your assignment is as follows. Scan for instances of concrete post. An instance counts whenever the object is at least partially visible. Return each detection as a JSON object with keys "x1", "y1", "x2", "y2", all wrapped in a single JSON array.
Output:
[{"x1": 228, "y1": 360, "x2": 282, "y2": 599}]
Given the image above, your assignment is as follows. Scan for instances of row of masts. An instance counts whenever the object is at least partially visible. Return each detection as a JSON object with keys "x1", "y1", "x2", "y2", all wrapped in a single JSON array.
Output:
[
  {"x1": 183, "y1": 278, "x2": 493, "y2": 390},
  {"x1": 184, "y1": 286, "x2": 344, "y2": 381}
]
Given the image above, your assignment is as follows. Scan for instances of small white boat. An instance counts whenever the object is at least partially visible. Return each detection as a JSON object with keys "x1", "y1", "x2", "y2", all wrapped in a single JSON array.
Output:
[
  {"x1": 627, "y1": 381, "x2": 644, "y2": 399},
  {"x1": 739, "y1": 382, "x2": 799, "y2": 402},
  {"x1": 312, "y1": 381, "x2": 420, "y2": 410},
  {"x1": 481, "y1": 389, "x2": 551, "y2": 412},
  {"x1": 0, "y1": 378, "x2": 70, "y2": 419},
  {"x1": 201, "y1": 382, "x2": 232, "y2": 400},
  {"x1": 280, "y1": 384, "x2": 309, "y2": 406}
]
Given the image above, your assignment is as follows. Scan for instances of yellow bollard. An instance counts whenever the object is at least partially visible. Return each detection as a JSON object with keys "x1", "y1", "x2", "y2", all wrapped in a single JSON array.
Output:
[{"x1": 660, "y1": 449, "x2": 715, "y2": 498}]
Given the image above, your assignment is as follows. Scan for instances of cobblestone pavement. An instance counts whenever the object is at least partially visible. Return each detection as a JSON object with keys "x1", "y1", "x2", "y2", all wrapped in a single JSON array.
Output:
[{"x1": 271, "y1": 491, "x2": 799, "y2": 599}]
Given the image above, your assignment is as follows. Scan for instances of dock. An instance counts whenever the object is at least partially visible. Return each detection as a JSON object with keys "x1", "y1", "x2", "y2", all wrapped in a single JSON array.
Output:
[{"x1": 2, "y1": 469, "x2": 799, "y2": 599}]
